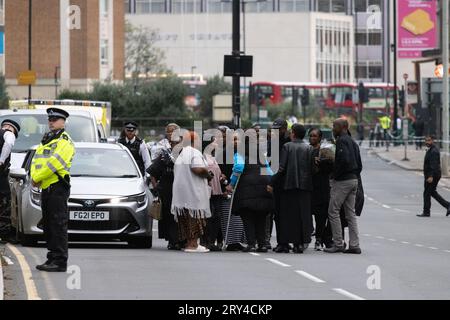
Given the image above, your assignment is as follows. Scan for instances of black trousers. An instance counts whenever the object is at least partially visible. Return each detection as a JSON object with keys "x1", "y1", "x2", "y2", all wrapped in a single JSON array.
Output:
[
  {"x1": 313, "y1": 203, "x2": 328, "y2": 243},
  {"x1": 0, "y1": 174, "x2": 12, "y2": 236},
  {"x1": 241, "y1": 210, "x2": 268, "y2": 247},
  {"x1": 273, "y1": 188, "x2": 282, "y2": 244},
  {"x1": 203, "y1": 195, "x2": 223, "y2": 245},
  {"x1": 423, "y1": 176, "x2": 449, "y2": 215},
  {"x1": 41, "y1": 181, "x2": 70, "y2": 266}
]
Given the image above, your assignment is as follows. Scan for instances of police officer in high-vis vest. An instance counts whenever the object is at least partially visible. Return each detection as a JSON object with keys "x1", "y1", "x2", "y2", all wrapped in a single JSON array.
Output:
[
  {"x1": 118, "y1": 121, "x2": 151, "y2": 176},
  {"x1": 0, "y1": 119, "x2": 20, "y2": 240},
  {"x1": 31, "y1": 108, "x2": 75, "y2": 272}
]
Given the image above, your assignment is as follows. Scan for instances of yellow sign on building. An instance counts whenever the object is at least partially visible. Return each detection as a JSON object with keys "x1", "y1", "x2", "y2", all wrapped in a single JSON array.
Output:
[{"x1": 17, "y1": 70, "x2": 37, "y2": 85}]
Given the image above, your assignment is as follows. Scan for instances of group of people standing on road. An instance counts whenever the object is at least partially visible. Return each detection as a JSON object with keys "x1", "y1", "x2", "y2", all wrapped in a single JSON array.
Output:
[{"x1": 143, "y1": 118, "x2": 364, "y2": 254}]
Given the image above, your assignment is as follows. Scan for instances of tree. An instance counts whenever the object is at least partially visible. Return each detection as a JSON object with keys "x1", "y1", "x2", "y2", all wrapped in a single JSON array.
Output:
[
  {"x1": 125, "y1": 21, "x2": 168, "y2": 82},
  {"x1": 0, "y1": 76, "x2": 10, "y2": 109},
  {"x1": 198, "y1": 75, "x2": 232, "y2": 119}
]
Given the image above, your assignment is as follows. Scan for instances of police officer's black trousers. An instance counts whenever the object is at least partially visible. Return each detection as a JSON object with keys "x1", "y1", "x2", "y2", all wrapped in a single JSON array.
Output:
[{"x1": 41, "y1": 181, "x2": 70, "y2": 266}]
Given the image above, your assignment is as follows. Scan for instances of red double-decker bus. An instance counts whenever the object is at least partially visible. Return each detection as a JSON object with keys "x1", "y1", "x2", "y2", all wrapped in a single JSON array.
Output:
[
  {"x1": 249, "y1": 81, "x2": 328, "y2": 106},
  {"x1": 325, "y1": 82, "x2": 398, "y2": 115}
]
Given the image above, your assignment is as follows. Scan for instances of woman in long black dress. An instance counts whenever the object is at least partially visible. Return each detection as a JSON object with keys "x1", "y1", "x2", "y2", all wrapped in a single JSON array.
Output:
[{"x1": 147, "y1": 141, "x2": 181, "y2": 250}]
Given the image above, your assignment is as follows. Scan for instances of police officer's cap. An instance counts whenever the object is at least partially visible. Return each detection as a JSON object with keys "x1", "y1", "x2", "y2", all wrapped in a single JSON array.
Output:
[
  {"x1": 124, "y1": 121, "x2": 138, "y2": 129},
  {"x1": 1, "y1": 119, "x2": 21, "y2": 137},
  {"x1": 47, "y1": 108, "x2": 69, "y2": 120}
]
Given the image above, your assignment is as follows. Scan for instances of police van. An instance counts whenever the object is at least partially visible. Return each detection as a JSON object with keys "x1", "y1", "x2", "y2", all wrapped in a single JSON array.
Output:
[{"x1": 0, "y1": 99, "x2": 112, "y2": 169}]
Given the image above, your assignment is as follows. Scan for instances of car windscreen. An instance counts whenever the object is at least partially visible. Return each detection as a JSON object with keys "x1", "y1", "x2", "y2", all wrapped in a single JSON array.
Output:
[
  {"x1": 70, "y1": 148, "x2": 140, "y2": 178},
  {"x1": 0, "y1": 114, "x2": 97, "y2": 152}
]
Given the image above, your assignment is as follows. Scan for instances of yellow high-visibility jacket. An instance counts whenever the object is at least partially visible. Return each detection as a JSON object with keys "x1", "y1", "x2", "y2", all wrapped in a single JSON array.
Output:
[
  {"x1": 379, "y1": 116, "x2": 391, "y2": 130},
  {"x1": 31, "y1": 131, "x2": 75, "y2": 190}
]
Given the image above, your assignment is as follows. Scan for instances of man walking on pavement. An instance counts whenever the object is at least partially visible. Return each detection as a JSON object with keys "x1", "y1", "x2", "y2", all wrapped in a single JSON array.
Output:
[
  {"x1": 31, "y1": 108, "x2": 75, "y2": 272},
  {"x1": 0, "y1": 119, "x2": 21, "y2": 241},
  {"x1": 118, "y1": 121, "x2": 151, "y2": 177},
  {"x1": 417, "y1": 135, "x2": 450, "y2": 217},
  {"x1": 325, "y1": 118, "x2": 362, "y2": 254}
]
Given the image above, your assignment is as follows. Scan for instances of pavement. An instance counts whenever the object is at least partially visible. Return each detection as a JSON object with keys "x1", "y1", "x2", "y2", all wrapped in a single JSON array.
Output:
[
  {"x1": 369, "y1": 144, "x2": 450, "y2": 188},
  {"x1": 2, "y1": 149, "x2": 450, "y2": 300}
]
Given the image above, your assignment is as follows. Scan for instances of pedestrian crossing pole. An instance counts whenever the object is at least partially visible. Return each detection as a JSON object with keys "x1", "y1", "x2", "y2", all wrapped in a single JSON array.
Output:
[{"x1": 443, "y1": 0, "x2": 449, "y2": 175}]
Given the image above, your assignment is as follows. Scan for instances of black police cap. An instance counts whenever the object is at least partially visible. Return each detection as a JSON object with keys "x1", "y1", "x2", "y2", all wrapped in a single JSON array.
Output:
[
  {"x1": 124, "y1": 121, "x2": 138, "y2": 129},
  {"x1": 47, "y1": 108, "x2": 69, "y2": 120},
  {"x1": 1, "y1": 119, "x2": 21, "y2": 137}
]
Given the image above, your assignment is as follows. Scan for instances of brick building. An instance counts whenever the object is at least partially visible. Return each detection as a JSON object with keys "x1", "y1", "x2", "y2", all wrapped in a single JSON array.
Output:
[{"x1": 5, "y1": 0, "x2": 124, "y2": 99}]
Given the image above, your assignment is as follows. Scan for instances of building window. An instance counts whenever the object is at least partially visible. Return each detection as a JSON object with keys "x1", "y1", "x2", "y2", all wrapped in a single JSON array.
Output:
[
  {"x1": 172, "y1": 0, "x2": 201, "y2": 13},
  {"x1": 331, "y1": 0, "x2": 346, "y2": 13},
  {"x1": 318, "y1": 0, "x2": 330, "y2": 12},
  {"x1": 368, "y1": 65, "x2": 382, "y2": 78},
  {"x1": 136, "y1": 0, "x2": 166, "y2": 13},
  {"x1": 355, "y1": 32, "x2": 367, "y2": 45},
  {"x1": 368, "y1": 32, "x2": 381, "y2": 45},
  {"x1": 355, "y1": 0, "x2": 366, "y2": 12},
  {"x1": 100, "y1": 0, "x2": 109, "y2": 16},
  {"x1": 100, "y1": 39, "x2": 109, "y2": 66},
  {"x1": 207, "y1": 0, "x2": 231, "y2": 13}
]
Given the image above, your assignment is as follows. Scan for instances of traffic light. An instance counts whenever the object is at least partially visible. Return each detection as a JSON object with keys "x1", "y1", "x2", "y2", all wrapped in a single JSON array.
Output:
[
  {"x1": 301, "y1": 88, "x2": 310, "y2": 106},
  {"x1": 292, "y1": 88, "x2": 299, "y2": 107},
  {"x1": 399, "y1": 89, "x2": 405, "y2": 109},
  {"x1": 358, "y1": 82, "x2": 369, "y2": 103}
]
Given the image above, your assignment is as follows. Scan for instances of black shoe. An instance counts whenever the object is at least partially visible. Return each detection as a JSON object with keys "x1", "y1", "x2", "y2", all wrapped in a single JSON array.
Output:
[
  {"x1": 447, "y1": 206, "x2": 450, "y2": 217},
  {"x1": 256, "y1": 246, "x2": 268, "y2": 253},
  {"x1": 314, "y1": 241, "x2": 323, "y2": 251},
  {"x1": 265, "y1": 242, "x2": 272, "y2": 250},
  {"x1": 168, "y1": 243, "x2": 182, "y2": 251},
  {"x1": 208, "y1": 244, "x2": 222, "y2": 252},
  {"x1": 324, "y1": 245, "x2": 345, "y2": 253},
  {"x1": 274, "y1": 245, "x2": 290, "y2": 253},
  {"x1": 243, "y1": 245, "x2": 256, "y2": 253},
  {"x1": 292, "y1": 245, "x2": 304, "y2": 254},
  {"x1": 344, "y1": 247, "x2": 362, "y2": 254},
  {"x1": 226, "y1": 243, "x2": 243, "y2": 251},
  {"x1": 36, "y1": 262, "x2": 67, "y2": 272},
  {"x1": 417, "y1": 213, "x2": 430, "y2": 217}
]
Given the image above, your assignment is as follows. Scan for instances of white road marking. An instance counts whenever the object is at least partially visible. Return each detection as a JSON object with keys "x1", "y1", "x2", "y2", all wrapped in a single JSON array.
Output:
[
  {"x1": 415, "y1": 244, "x2": 424, "y2": 248},
  {"x1": 375, "y1": 236, "x2": 385, "y2": 239},
  {"x1": 401, "y1": 241, "x2": 410, "y2": 244},
  {"x1": 249, "y1": 252, "x2": 260, "y2": 256},
  {"x1": 2, "y1": 256, "x2": 14, "y2": 265},
  {"x1": 444, "y1": 250, "x2": 450, "y2": 253},
  {"x1": 333, "y1": 288, "x2": 365, "y2": 300},
  {"x1": 367, "y1": 197, "x2": 374, "y2": 201},
  {"x1": 388, "y1": 239, "x2": 397, "y2": 242},
  {"x1": 265, "y1": 258, "x2": 291, "y2": 268},
  {"x1": 295, "y1": 270, "x2": 326, "y2": 283},
  {"x1": 382, "y1": 205, "x2": 391, "y2": 209},
  {"x1": 24, "y1": 248, "x2": 60, "y2": 301},
  {"x1": 428, "y1": 247, "x2": 438, "y2": 250},
  {"x1": 362, "y1": 234, "x2": 371, "y2": 237},
  {"x1": 6, "y1": 244, "x2": 41, "y2": 300}
]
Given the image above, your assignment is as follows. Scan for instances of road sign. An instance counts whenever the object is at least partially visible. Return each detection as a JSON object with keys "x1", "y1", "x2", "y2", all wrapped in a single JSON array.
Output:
[
  {"x1": 403, "y1": 73, "x2": 408, "y2": 80},
  {"x1": 17, "y1": 70, "x2": 36, "y2": 85}
]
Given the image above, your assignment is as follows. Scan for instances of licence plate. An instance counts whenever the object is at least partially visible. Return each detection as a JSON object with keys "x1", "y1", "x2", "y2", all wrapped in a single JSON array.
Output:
[{"x1": 69, "y1": 211, "x2": 110, "y2": 221}]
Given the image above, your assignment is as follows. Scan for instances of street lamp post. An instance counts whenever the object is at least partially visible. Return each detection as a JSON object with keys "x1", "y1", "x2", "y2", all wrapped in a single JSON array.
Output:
[{"x1": 28, "y1": 0, "x2": 32, "y2": 101}]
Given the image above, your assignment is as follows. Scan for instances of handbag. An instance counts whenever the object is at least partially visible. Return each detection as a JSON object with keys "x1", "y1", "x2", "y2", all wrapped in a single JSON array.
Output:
[{"x1": 149, "y1": 197, "x2": 162, "y2": 220}]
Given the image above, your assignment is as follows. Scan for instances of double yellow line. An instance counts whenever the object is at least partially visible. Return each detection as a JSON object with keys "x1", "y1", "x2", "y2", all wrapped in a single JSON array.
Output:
[{"x1": 6, "y1": 244, "x2": 41, "y2": 300}]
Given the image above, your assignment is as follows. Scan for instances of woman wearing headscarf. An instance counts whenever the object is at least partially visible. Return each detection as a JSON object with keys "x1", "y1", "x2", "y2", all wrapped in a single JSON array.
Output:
[
  {"x1": 230, "y1": 131, "x2": 274, "y2": 252},
  {"x1": 171, "y1": 131, "x2": 212, "y2": 252},
  {"x1": 147, "y1": 124, "x2": 181, "y2": 250}
]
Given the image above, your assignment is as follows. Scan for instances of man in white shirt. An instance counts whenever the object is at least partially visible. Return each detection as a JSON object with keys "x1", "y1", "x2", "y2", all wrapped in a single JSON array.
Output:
[
  {"x1": 118, "y1": 121, "x2": 151, "y2": 177},
  {"x1": 0, "y1": 119, "x2": 20, "y2": 241}
]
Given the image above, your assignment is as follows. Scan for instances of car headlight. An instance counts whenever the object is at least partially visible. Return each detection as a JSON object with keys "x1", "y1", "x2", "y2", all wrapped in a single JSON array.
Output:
[
  {"x1": 31, "y1": 188, "x2": 41, "y2": 206},
  {"x1": 110, "y1": 193, "x2": 147, "y2": 207}
]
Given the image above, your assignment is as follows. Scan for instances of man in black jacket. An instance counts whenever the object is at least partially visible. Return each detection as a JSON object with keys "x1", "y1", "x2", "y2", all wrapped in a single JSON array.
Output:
[
  {"x1": 417, "y1": 135, "x2": 450, "y2": 217},
  {"x1": 325, "y1": 119, "x2": 362, "y2": 254}
]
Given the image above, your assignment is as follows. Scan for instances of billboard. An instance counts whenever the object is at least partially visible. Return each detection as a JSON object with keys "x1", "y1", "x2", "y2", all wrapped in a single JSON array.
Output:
[{"x1": 398, "y1": 0, "x2": 437, "y2": 59}]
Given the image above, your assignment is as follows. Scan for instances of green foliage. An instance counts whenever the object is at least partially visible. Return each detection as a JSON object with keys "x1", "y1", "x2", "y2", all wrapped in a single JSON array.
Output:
[
  {"x1": 57, "y1": 77, "x2": 190, "y2": 119},
  {"x1": 0, "y1": 76, "x2": 10, "y2": 109},
  {"x1": 198, "y1": 75, "x2": 232, "y2": 119}
]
